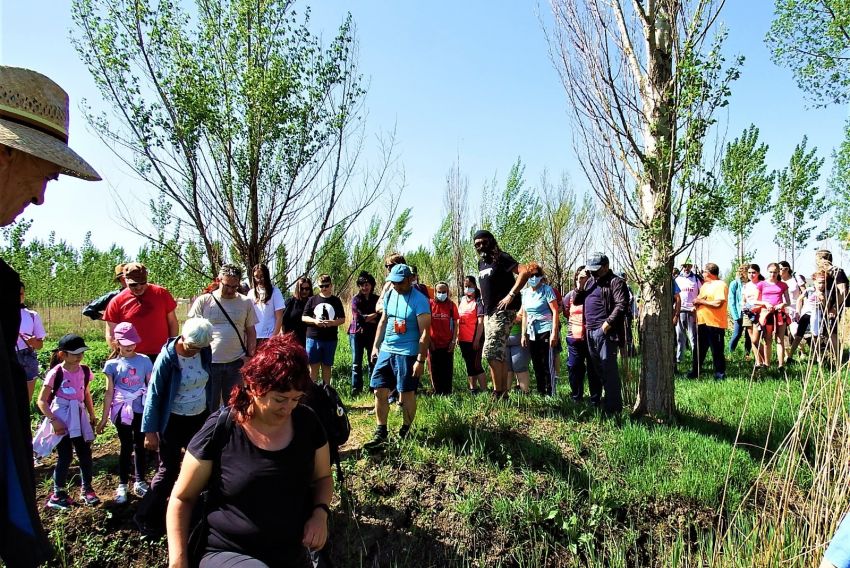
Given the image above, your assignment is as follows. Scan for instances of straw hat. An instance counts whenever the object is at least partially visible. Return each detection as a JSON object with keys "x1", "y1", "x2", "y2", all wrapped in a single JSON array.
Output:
[{"x1": 0, "y1": 66, "x2": 100, "y2": 180}]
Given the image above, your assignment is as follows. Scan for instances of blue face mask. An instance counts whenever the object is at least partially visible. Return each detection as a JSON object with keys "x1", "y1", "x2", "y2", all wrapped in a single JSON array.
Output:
[
  {"x1": 436, "y1": 292, "x2": 448, "y2": 302},
  {"x1": 465, "y1": 287, "x2": 475, "y2": 296},
  {"x1": 528, "y1": 276, "x2": 542, "y2": 287}
]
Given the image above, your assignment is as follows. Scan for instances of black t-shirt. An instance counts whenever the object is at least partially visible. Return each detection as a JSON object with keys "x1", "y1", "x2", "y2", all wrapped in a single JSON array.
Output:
[
  {"x1": 282, "y1": 297, "x2": 308, "y2": 345},
  {"x1": 478, "y1": 251, "x2": 521, "y2": 315},
  {"x1": 188, "y1": 406, "x2": 328, "y2": 565},
  {"x1": 303, "y1": 295, "x2": 345, "y2": 341}
]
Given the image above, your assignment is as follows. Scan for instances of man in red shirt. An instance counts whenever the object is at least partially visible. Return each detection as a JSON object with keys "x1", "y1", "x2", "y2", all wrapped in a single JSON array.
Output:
[{"x1": 103, "y1": 263, "x2": 179, "y2": 362}]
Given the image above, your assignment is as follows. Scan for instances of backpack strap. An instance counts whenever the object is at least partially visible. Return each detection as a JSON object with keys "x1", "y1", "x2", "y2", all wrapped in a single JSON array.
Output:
[
  {"x1": 207, "y1": 293, "x2": 248, "y2": 356},
  {"x1": 49, "y1": 365, "x2": 92, "y2": 403}
]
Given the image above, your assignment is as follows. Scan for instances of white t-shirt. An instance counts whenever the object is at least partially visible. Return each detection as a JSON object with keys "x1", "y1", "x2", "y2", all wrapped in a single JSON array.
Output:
[
  {"x1": 17, "y1": 307, "x2": 46, "y2": 350},
  {"x1": 172, "y1": 353, "x2": 208, "y2": 416},
  {"x1": 188, "y1": 293, "x2": 258, "y2": 363},
  {"x1": 247, "y1": 286, "x2": 285, "y2": 338}
]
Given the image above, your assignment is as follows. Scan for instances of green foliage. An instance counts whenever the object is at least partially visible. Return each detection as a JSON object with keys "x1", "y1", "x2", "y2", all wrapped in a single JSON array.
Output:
[
  {"x1": 718, "y1": 125, "x2": 775, "y2": 264},
  {"x1": 314, "y1": 224, "x2": 351, "y2": 286},
  {"x1": 480, "y1": 157, "x2": 542, "y2": 263},
  {"x1": 772, "y1": 136, "x2": 826, "y2": 264},
  {"x1": 766, "y1": 0, "x2": 850, "y2": 106},
  {"x1": 829, "y1": 119, "x2": 850, "y2": 248}
]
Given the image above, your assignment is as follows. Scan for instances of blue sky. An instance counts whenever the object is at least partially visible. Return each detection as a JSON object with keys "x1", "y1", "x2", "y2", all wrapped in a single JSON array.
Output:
[{"x1": 2, "y1": 0, "x2": 847, "y2": 277}]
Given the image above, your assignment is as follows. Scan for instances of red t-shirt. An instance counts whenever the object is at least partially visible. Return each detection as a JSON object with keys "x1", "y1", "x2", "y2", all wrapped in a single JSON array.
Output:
[
  {"x1": 104, "y1": 284, "x2": 178, "y2": 355},
  {"x1": 428, "y1": 299, "x2": 459, "y2": 349}
]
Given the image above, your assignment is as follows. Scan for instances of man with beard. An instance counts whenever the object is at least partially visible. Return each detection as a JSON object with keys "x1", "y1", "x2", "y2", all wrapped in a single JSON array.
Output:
[{"x1": 473, "y1": 230, "x2": 532, "y2": 399}]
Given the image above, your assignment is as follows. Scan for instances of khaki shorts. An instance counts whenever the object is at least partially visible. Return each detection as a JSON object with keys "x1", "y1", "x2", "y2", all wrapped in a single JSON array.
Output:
[{"x1": 483, "y1": 310, "x2": 516, "y2": 362}]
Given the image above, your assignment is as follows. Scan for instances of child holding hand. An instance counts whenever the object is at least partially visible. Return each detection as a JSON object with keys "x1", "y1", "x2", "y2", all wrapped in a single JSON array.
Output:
[{"x1": 97, "y1": 322, "x2": 152, "y2": 503}]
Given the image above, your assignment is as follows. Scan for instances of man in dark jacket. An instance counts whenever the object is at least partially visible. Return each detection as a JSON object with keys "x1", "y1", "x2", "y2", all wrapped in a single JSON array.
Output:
[
  {"x1": 574, "y1": 253, "x2": 629, "y2": 414},
  {"x1": 82, "y1": 263, "x2": 126, "y2": 320}
]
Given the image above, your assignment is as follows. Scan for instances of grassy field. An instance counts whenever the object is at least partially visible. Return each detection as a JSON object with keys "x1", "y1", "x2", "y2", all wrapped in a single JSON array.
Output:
[{"x1": 20, "y1": 306, "x2": 847, "y2": 567}]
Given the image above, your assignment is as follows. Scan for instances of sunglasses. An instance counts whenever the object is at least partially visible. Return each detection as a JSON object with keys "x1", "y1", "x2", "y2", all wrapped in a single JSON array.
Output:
[
  {"x1": 299, "y1": 286, "x2": 312, "y2": 292},
  {"x1": 319, "y1": 283, "x2": 331, "y2": 289},
  {"x1": 128, "y1": 281, "x2": 148, "y2": 288}
]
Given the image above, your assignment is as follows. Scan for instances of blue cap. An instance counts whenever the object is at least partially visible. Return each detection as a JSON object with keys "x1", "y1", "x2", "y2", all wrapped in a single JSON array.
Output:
[{"x1": 387, "y1": 263, "x2": 413, "y2": 283}]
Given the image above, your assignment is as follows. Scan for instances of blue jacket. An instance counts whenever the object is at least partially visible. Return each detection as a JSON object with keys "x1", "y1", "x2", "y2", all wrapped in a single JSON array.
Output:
[
  {"x1": 141, "y1": 337, "x2": 212, "y2": 434},
  {"x1": 729, "y1": 278, "x2": 743, "y2": 321}
]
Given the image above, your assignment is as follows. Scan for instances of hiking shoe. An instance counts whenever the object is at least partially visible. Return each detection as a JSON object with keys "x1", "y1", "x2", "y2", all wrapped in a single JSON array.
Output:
[
  {"x1": 469, "y1": 388, "x2": 481, "y2": 395},
  {"x1": 80, "y1": 489, "x2": 100, "y2": 506},
  {"x1": 398, "y1": 425, "x2": 411, "y2": 439},
  {"x1": 133, "y1": 481, "x2": 150, "y2": 498},
  {"x1": 115, "y1": 484, "x2": 128, "y2": 504},
  {"x1": 46, "y1": 492, "x2": 72, "y2": 511},
  {"x1": 363, "y1": 428, "x2": 388, "y2": 452}
]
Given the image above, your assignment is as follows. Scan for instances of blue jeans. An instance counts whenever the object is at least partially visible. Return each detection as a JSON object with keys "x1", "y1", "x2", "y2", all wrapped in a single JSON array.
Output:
[
  {"x1": 208, "y1": 359, "x2": 244, "y2": 411},
  {"x1": 727, "y1": 317, "x2": 751, "y2": 353},
  {"x1": 370, "y1": 351, "x2": 419, "y2": 393},
  {"x1": 586, "y1": 327, "x2": 622, "y2": 413},
  {"x1": 567, "y1": 336, "x2": 601, "y2": 403},
  {"x1": 349, "y1": 332, "x2": 376, "y2": 391}
]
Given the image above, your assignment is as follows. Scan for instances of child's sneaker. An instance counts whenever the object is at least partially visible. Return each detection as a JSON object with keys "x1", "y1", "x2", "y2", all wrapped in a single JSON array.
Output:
[
  {"x1": 115, "y1": 484, "x2": 128, "y2": 504},
  {"x1": 46, "y1": 492, "x2": 72, "y2": 511},
  {"x1": 80, "y1": 489, "x2": 101, "y2": 506},
  {"x1": 133, "y1": 481, "x2": 150, "y2": 498}
]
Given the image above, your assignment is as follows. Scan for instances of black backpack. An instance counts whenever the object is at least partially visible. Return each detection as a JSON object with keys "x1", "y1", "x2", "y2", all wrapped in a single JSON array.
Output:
[{"x1": 303, "y1": 382, "x2": 351, "y2": 479}]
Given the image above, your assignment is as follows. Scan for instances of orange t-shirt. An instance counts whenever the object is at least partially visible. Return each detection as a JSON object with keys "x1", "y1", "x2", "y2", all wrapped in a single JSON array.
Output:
[{"x1": 695, "y1": 279, "x2": 728, "y2": 329}]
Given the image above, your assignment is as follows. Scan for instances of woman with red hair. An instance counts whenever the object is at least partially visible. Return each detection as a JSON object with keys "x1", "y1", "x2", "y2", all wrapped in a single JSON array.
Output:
[{"x1": 166, "y1": 334, "x2": 333, "y2": 567}]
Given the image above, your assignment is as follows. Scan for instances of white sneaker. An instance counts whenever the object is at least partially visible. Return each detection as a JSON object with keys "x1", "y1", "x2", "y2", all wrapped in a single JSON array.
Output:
[
  {"x1": 115, "y1": 484, "x2": 128, "y2": 504},
  {"x1": 133, "y1": 481, "x2": 150, "y2": 498}
]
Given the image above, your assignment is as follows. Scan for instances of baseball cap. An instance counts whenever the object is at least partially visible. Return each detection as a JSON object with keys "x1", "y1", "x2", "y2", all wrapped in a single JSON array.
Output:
[
  {"x1": 113, "y1": 322, "x2": 142, "y2": 346},
  {"x1": 586, "y1": 253, "x2": 609, "y2": 272},
  {"x1": 54, "y1": 334, "x2": 90, "y2": 355},
  {"x1": 123, "y1": 262, "x2": 148, "y2": 284},
  {"x1": 387, "y1": 264, "x2": 413, "y2": 283},
  {"x1": 114, "y1": 263, "x2": 126, "y2": 281}
]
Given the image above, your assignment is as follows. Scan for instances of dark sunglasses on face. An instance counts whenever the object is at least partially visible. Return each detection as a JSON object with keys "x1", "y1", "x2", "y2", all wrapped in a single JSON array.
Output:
[
  {"x1": 128, "y1": 281, "x2": 147, "y2": 288},
  {"x1": 319, "y1": 283, "x2": 331, "y2": 289},
  {"x1": 300, "y1": 286, "x2": 312, "y2": 292}
]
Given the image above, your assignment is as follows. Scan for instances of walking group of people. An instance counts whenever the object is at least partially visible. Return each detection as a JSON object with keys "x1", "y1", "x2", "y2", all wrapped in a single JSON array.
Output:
[{"x1": 672, "y1": 250, "x2": 847, "y2": 380}]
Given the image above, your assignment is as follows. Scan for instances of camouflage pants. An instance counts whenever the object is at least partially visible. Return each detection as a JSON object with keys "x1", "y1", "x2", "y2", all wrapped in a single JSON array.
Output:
[{"x1": 483, "y1": 310, "x2": 517, "y2": 362}]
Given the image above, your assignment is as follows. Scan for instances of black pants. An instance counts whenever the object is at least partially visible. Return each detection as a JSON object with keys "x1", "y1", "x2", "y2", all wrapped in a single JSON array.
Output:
[
  {"x1": 692, "y1": 324, "x2": 726, "y2": 377},
  {"x1": 429, "y1": 347, "x2": 454, "y2": 394},
  {"x1": 528, "y1": 332, "x2": 555, "y2": 396},
  {"x1": 136, "y1": 412, "x2": 207, "y2": 531},
  {"x1": 458, "y1": 340, "x2": 484, "y2": 376},
  {"x1": 53, "y1": 436, "x2": 93, "y2": 493},
  {"x1": 115, "y1": 412, "x2": 146, "y2": 484}
]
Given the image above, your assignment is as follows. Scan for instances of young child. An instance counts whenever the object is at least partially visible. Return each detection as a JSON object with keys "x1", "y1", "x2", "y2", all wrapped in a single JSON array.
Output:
[
  {"x1": 97, "y1": 322, "x2": 153, "y2": 504},
  {"x1": 428, "y1": 282, "x2": 459, "y2": 395},
  {"x1": 33, "y1": 334, "x2": 99, "y2": 509}
]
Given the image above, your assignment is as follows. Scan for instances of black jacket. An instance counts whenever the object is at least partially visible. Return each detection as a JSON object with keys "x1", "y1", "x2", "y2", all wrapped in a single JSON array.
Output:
[
  {"x1": 82, "y1": 289, "x2": 121, "y2": 320},
  {"x1": 573, "y1": 271, "x2": 630, "y2": 332}
]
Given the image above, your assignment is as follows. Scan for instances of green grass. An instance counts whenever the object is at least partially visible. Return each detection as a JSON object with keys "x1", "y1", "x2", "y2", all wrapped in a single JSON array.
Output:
[{"x1": 28, "y1": 312, "x2": 831, "y2": 567}]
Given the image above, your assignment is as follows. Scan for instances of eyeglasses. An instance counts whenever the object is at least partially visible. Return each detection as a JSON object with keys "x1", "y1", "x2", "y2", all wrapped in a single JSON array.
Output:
[
  {"x1": 128, "y1": 281, "x2": 148, "y2": 288},
  {"x1": 299, "y1": 286, "x2": 312, "y2": 292},
  {"x1": 319, "y1": 283, "x2": 331, "y2": 289}
]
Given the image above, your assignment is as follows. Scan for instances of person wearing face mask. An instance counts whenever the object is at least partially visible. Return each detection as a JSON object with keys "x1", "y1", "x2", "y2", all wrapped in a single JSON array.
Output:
[
  {"x1": 573, "y1": 253, "x2": 629, "y2": 414},
  {"x1": 428, "y1": 282, "x2": 460, "y2": 395},
  {"x1": 473, "y1": 230, "x2": 533, "y2": 399},
  {"x1": 457, "y1": 276, "x2": 487, "y2": 394},
  {"x1": 520, "y1": 266, "x2": 560, "y2": 396}
]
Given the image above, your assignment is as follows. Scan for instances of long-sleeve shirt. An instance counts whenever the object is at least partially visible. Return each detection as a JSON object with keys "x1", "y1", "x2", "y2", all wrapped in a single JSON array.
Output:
[{"x1": 728, "y1": 278, "x2": 743, "y2": 321}]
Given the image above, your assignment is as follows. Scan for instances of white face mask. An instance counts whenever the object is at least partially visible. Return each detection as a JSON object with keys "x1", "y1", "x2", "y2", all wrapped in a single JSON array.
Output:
[
  {"x1": 436, "y1": 292, "x2": 448, "y2": 302},
  {"x1": 465, "y1": 287, "x2": 475, "y2": 296},
  {"x1": 528, "y1": 276, "x2": 542, "y2": 287}
]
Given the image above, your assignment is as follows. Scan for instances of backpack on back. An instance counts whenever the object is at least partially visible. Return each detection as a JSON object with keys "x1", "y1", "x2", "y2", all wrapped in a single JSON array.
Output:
[
  {"x1": 303, "y1": 382, "x2": 350, "y2": 479},
  {"x1": 44, "y1": 365, "x2": 92, "y2": 410}
]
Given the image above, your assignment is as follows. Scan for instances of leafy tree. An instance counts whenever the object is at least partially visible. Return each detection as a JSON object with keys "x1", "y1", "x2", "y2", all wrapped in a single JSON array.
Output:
[
  {"x1": 766, "y1": 0, "x2": 850, "y2": 107},
  {"x1": 829, "y1": 121, "x2": 850, "y2": 247},
  {"x1": 444, "y1": 161, "x2": 469, "y2": 293},
  {"x1": 772, "y1": 137, "x2": 826, "y2": 266},
  {"x1": 548, "y1": 0, "x2": 741, "y2": 416},
  {"x1": 72, "y1": 0, "x2": 399, "y2": 276},
  {"x1": 314, "y1": 224, "x2": 351, "y2": 290},
  {"x1": 480, "y1": 158, "x2": 542, "y2": 263},
  {"x1": 536, "y1": 171, "x2": 595, "y2": 292},
  {"x1": 718, "y1": 125, "x2": 775, "y2": 266}
]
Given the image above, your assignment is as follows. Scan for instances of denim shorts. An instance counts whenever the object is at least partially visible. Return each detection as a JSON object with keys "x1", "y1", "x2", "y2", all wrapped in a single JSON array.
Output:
[
  {"x1": 369, "y1": 351, "x2": 420, "y2": 393},
  {"x1": 306, "y1": 338, "x2": 338, "y2": 366}
]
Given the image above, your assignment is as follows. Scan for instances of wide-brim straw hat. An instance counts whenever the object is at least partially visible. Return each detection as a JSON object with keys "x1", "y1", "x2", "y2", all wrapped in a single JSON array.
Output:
[{"x1": 0, "y1": 66, "x2": 100, "y2": 181}]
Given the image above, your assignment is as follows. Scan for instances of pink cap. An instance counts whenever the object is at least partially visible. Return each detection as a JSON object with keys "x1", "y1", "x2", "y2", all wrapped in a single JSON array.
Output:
[{"x1": 114, "y1": 322, "x2": 142, "y2": 346}]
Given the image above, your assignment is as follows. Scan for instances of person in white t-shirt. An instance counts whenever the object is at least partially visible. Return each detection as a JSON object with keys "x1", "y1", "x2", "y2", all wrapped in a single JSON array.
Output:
[{"x1": 247, "y1": 264, "x2": 284, "y2": 347}]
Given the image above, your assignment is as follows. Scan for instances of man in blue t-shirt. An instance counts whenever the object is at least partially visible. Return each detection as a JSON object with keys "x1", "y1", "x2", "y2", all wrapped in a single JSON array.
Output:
[{"x1": 364, "y1": 264, "x2": 431, "y2": 450}]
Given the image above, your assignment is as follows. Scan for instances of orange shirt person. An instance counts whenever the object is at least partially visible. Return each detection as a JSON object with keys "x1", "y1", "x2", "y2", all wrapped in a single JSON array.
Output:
[{"x1": 688, "y1": 263, "x2": 729, "y2": 380}]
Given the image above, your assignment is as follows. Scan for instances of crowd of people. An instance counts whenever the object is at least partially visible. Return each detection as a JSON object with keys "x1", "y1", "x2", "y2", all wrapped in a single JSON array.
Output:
[{"x1": 2, "y1": 64, "x2": 849, "y2": 568}]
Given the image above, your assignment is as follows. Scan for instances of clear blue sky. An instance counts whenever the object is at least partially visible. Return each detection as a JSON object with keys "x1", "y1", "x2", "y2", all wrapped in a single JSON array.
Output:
[{"x1": 1, "y1": 0, "x2": 846, "y2": 277}]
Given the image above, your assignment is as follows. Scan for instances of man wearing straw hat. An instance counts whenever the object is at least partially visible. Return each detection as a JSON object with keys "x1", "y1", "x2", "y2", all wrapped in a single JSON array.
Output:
[{"x1": 0, "y1": 65, "x2": 101, "y2": 567}]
